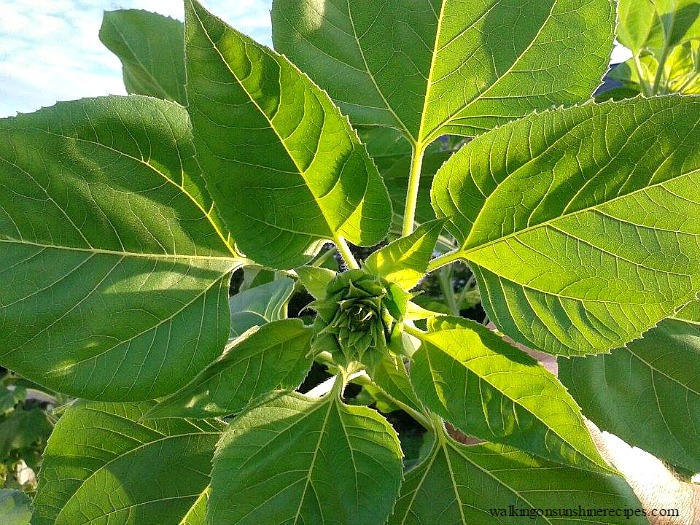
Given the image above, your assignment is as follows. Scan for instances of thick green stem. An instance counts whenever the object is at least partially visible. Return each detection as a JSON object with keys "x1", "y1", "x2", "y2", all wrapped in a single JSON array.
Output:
[
  {"x1": 426, "y1": 251, "x2": 462, "y2": 273},
  {"x1": 334, "y1": 235, "x2": 360, "y2": 270},
  {"x1": 404, "y1": 323, "x2": 427, "y2": 340},
  {"x1": 438, "y1": 266, "x2": 460, "y2": 316},
  {"x1": 402, "y1": 142, "x2": 425, "y2": 237},
  {"x1": 633, "y1": 54, "x2": 653, "y2": 96}
]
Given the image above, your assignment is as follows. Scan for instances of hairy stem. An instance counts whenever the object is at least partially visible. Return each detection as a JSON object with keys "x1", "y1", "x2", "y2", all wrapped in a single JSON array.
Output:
[
  {"x1": 334, "y1": 235, "x2": 360, "y2": 269},
  {"x1": 402, "y1": 142, "x2": 426, "y2": 237},
  {"x1": 633, "y1": 54, "x2": 653, "y2": 96},
  {"x1": 437, "y1": 266, "x2": 460, "y2": 316},
  {"x1": 426, "y1": 251, "x2": 462, "y2": 273}
]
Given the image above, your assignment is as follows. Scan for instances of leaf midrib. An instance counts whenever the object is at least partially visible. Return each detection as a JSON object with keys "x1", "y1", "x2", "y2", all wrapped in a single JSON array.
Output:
[
  {"x1": 0, "y1": 238, "x2": 239, "y2": 262},
  {"x1": 42, "y1": 125, "x2": 235, "y2": 257},
  {"x1": 459, "y1": 170, "x2": 700, "y2": 291},
  {"x1": 190, "y1": 3, "x2": 345, "y2": 243}
]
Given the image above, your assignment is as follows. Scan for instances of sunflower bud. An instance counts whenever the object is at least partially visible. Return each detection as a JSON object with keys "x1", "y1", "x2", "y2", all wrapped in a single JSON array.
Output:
[{"x1": 310, "y1": 269, "x2": 408, "y2": 366}]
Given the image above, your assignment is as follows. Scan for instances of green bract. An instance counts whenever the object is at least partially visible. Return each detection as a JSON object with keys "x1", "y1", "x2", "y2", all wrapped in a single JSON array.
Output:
[
  {"x1": 1, "y1": 1, "x2": 699, "y2": 524},
  {"x1": 310, "y1": 270, "x2": 408, "y2": 366}
]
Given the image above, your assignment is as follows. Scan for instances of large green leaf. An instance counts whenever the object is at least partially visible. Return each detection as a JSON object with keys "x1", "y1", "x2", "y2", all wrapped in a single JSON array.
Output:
[
  {"x1": 209, "y1": 392, "x2": 403, "y2": 525},
  {"x1": 100, "y1": 10, "x2": 187, "y2": 104},
  {"x1": 390, "y1": 428, "x2": 647, "y2": 525},
  {"x1": 272, "y1": 0, "x2": 615, "y2": 143},
  {"x1": 0, "y1": 97, "x2": 242, "y2": 400},
  {"x1": 185, "y1": 0, "x2": 391, "y2": 270},
  {"x1": 432, "y1": 97, "x2": 700, "y2": 356},
  {"x1": 145, "y1": 319, "x2": 313, "y2": 419},
  {"x1": 410, "y1": 316, "x2": 609, "y2": 473},
  {"x1": 229, "y1": 277, "x2": 295, "y2": 338},
  {"x1": 560, "y1": 316, "x2": 700, "y2": 472},
  {"x1": 32, "y1": 402, "x2": 223, "y2": 525}
]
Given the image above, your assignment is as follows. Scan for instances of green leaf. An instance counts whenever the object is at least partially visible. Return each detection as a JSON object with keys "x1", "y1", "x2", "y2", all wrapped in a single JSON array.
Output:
[
  {"x1": 0, "y1": 97, "x2": 242, "y2": 400},
  {"x1": 639, "y1": 0, "x2": 700, "y2": 50},
  {"x1": 611, "y1": 40, "x2": 700, "y2": 95},
  {"x1": 0, "y1": 408, "x2": 52, "y2": 458},
  {"x1": 272, "y1": 0, "x2": 615, "y2": 142},
  {"x1": 560, "y1": 317, "x2": 700, "y2": 472},
  {"x1": 368, "y1": 354, "x2": 423, "y2": 416},
  {"x1": 185, "y1": 0, "x2": 391, "y2": 270},
  {"x1": 617, "y1": 0, "x2": 658, "y2": 53},
  {"x1": 390, "y1": 430, "x2": 647, "y2": 525},
  {"x1": 0, "y1": 490, "x2": 32, "y2": 525},
  {"x1": 32, "y1": 402, "x2": 223, "y2": 525},
  {"x1": 410, "y1": 316, "x2": 610, "y2": 473},
  {"x1": 229, "y1": 278, "x2": 295, "y2": 338},
  {"x1": 432, "y1": 97, "x2": 700, "y2": 356},
  {"x1": 209, "y1": 392, "x2": 403, "y2": 525},
  {"x1": 676, "y1": 297, "x2": 700, "y2": 321},
  {"x1": 145, "y1": 319, "x2": 313, "y2": 419},
  {"x1": 295, "y1": 265, "x2": 337, "y2": 299},
  {"x1": 99, "y1": 10, "x2": 187, "y2": 104},
  {"x1": 365, "y1": 219, "x2": 445, "y2": 290}
]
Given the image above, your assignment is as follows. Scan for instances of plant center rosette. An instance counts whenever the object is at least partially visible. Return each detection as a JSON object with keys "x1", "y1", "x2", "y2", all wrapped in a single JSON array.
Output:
[{"x1": 310, "y1": 269, "x2": 410, "y2": 367}]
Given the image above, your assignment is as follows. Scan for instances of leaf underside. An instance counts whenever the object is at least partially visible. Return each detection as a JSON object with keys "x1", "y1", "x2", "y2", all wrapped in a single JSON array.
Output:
[
  {"x1": 560, "y1": 316, "x2": 700, "y2": 472},
  {"x1": 146, "y1": 319, "x2": 313, "y2": 419},
  {"x1": 99, "y1": 9, "x2": 187, "y2": 105},
  {"x1": 390, "y1": 434, "x2": 647, "y2": 525},
  {"x1": 411, "y1": 316, "x2": 610, "y2": 473}
]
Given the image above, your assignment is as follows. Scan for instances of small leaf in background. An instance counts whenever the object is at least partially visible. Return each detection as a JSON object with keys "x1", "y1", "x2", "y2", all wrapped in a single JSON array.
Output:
[
  {"x1": 0, "y1": 97, "x2": 241, "y2": 400},
  {"x1": 609, "y1": 39, "x2": 700, "y2": 95},
  {"x1": 0, "y1": 490, "x2": 32, "y2": 525},
  {"x1": 0, "y1": 409, "x2": 52, "y2": 461},
  {"x1": 209, "y1": 392, "x2": 403, "y2": 525},
  {"x1": 273, "y1": 0, "x2": 615, "y2": 141},
  {"x1": 229, "y1": 278, "x2": 295, "y2": 338},
  {"x1": 432, "y1": 97, "x2": 700, "y2": 356},
  {"x1": 410, "y1": 316, "x2": 610, "y2": 473},
  {"x1": 145, "y1": 319, "x2": 313, "y2": 419},
  {"x1": 295, "y1": 266, "x2": 337, "y2": 300},
  {"x1": 365, "y1": 219, "x2": 445, "y2": 291},
  {"x1": 185, "y1": 0, "x2": 391, "y2": 269},
  {"x1": 560, "y1": 317, "x2": 700, "y2": 473},
  {"x1": 618, "y1": 0, "x2": 700, "y2": 52},
  {"x1": 99, "y1": 10, "x2": 187, "y2": 104},
  {"x1": 390, "y1": 430, "x2": 647, "y2": 525},
  {"x1": 32, "y1": 402, "x2": 223, "y2": 525},
  {"x1": 616, "y1": 0, "x2": 658, "y2": 53}
]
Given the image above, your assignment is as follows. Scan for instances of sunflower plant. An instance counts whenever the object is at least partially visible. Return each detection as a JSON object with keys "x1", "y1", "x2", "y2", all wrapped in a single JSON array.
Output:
[{"x1": 1, "y1": 1, "x2": 699, "y2": 524}]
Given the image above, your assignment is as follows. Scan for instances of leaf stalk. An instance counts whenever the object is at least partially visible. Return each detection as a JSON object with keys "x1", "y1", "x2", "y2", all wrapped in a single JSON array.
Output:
[{"x1": 402, "y1": 143, "x2": 426, "y2": 237}]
